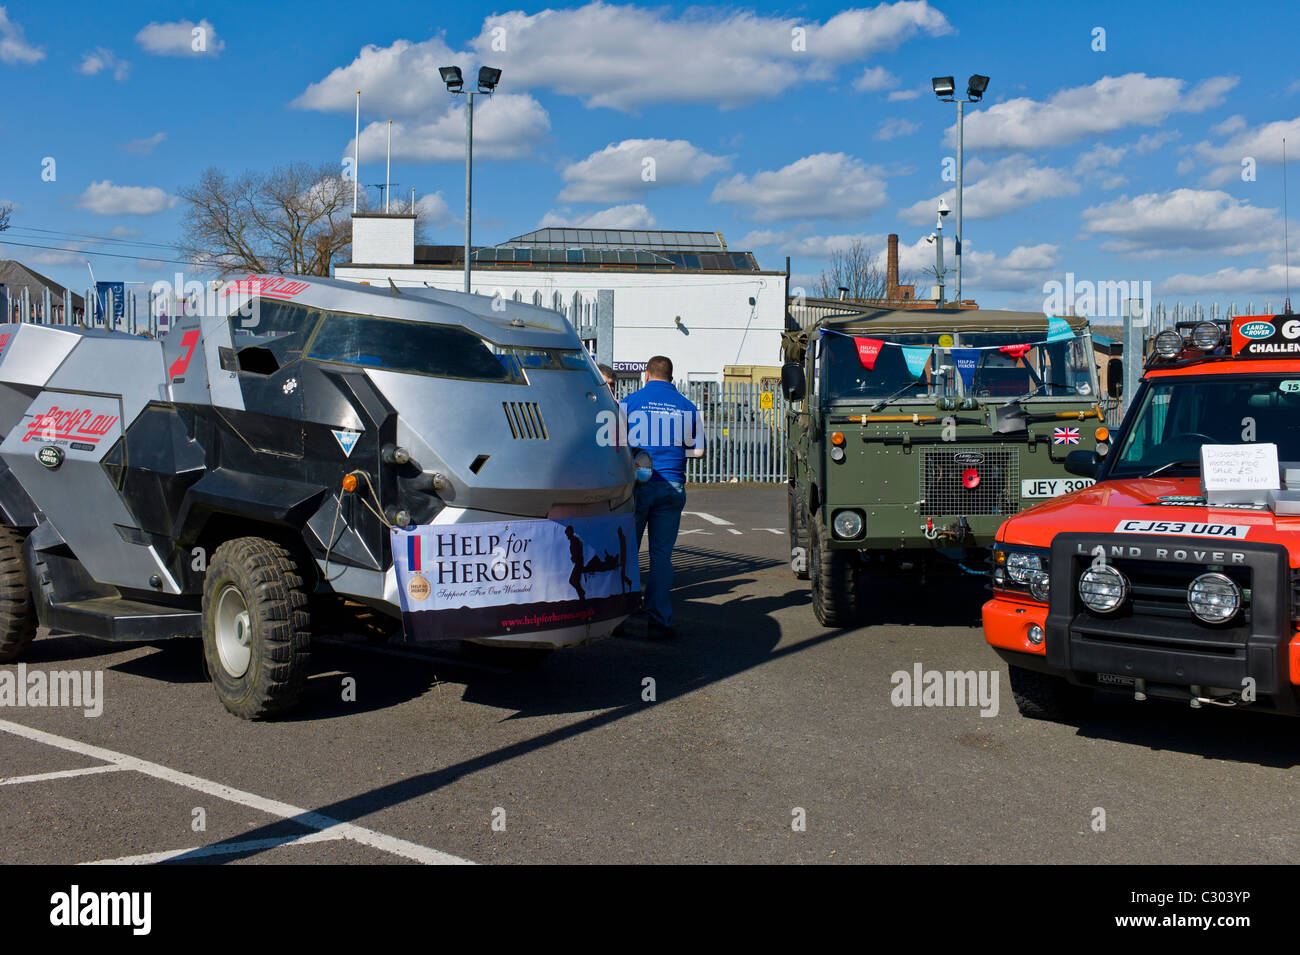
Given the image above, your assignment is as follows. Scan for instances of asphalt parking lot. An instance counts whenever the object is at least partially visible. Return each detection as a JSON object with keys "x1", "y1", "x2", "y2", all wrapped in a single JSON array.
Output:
[{"x1": 3, "y1": 483, "x2": 1299, "y2": 865}]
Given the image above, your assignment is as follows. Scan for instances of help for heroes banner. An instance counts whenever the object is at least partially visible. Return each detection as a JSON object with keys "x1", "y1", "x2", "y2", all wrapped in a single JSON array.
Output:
[{"x1": 390, "y1": 514, "x2": 641, "y2": 641}]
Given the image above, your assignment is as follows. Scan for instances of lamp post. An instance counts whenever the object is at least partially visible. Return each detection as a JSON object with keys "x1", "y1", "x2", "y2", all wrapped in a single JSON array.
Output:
[
  {"x1": 439, "y1": 65, "x2": 502, "y2": 294},
  {"x1": 931, "y1": 73, "x2": 989, "y2": 305}
]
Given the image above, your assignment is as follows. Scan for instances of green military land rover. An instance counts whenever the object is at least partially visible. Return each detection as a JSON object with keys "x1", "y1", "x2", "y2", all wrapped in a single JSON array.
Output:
[{"x1": 781, "y1": 308, "x2": 1110, "y2": 626}]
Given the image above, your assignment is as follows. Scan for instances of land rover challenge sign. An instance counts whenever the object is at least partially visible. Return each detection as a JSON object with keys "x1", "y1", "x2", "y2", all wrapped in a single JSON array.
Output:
[{"x1": 391, "y1": 514, "x2": 640, "y2": 641}]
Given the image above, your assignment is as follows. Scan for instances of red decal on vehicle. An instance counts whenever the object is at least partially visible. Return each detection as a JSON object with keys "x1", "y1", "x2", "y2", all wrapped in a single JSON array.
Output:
[
  {"x1": 22, "y1": 407, "x2": 119, "y2": 444},
  {"x1": 0, "y1": 333, "x2": 11, "y2": 356},
  {"x1": 225, "y1": 275, "x2": 310, "y2": 301},
  {"x1": 169, "y1": 329, "x2": 201, "y2": 381}
]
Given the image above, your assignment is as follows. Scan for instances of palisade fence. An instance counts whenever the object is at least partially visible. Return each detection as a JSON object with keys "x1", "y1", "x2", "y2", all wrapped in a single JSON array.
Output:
[
  {"x1": 2, "y1": 285, "x2": 174, "y2": 334},
  {"x1": 674, "y1": 379, "x2": 788, "y2": 484}
]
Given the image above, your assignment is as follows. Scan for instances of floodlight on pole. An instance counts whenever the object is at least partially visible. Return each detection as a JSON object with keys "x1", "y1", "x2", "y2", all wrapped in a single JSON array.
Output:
[
  {"x1": 440, "y1": 64, "x2": 501, "y2": 294},
  {"x1": 931, "y1": 70, "x2": 990, "y2": 305}
]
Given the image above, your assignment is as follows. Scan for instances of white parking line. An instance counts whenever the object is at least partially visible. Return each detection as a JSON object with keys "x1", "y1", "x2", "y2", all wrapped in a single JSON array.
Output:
[
  {"x1": 80, "y1": 831, "x2": 343, "y2": 865},
  {"x1": 677, "y1": 529, "x2": 712, "y2": 535},
  {"x1": 754, "y1": 528, "x2": 785, "y2": 535},
  {"x1": 682, "y1": 511, "x2": 733, "y2": 526},
  {"x1": 0, "y1": 718, "x2": 473, "y2": 865},
  {"x1": 0, "y1": 764, "x2": 125, "y2": 786},
  {"x1": 726, "y1": 528, "x2": 743, "y2": 535}
]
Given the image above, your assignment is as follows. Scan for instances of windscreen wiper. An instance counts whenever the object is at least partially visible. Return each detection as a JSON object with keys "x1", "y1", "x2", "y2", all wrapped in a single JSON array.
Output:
[
  {"x1": 1143, "y1": 459, "x2": 1200, "y2": 478},
  {"x1": 869, "y1": 381, "x2": 926, "y2": 412}
]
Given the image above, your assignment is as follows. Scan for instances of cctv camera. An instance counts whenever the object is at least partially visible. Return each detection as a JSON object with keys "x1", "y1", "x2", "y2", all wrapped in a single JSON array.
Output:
[
  {"x1": 925, "y1": 234, "x2": 936, "y2": 245},
  {"x1": 937, "y1": 197, "x2": 950, "y2": 216}
]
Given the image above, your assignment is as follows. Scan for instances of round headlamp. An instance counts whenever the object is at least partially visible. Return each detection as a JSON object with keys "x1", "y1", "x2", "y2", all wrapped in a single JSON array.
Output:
[
  {"x1": 1028, "y1": 570, "x2": 1051, "y2": 603},
  {"x1": 830, "y1": 445, "x2": 846, "y2": 462},
  {"x1": 1079, "y1": 564, "x2": 1128, "y2": 613},
  {"x1": 832, "y1": 510, "x2": 863, "y2": 539},
  {"x1": 1153, "y1": 330, "x2": 1184, "y2": 359},
  {"x1": 1191, "y1": 321, "x2": 1222, "y2": 351},
  {"x1": 1187, "y1": 572, "x2": 1241, "y2": 624}
]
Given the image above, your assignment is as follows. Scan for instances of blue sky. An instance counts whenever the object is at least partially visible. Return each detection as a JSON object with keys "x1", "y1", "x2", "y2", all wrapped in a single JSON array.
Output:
[{"x1": 2, "y1": 0, "x2": 1299, "y2": 314}]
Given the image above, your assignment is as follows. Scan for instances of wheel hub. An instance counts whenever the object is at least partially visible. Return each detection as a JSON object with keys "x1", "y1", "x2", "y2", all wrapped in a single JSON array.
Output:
[{"x1": 214, "y1": 585, "x2": 253, "y2": 678}]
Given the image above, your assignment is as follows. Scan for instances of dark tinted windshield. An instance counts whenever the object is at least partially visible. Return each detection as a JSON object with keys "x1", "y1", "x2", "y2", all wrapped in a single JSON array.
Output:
[
  {"x1": 308, "y1": 314, "x2": 522, "y2": 383},
  {"x1": 822, "y1": 333, "x2": 950, "y2": 402},
  {"x1": 1110, "y1": 375, "x2": 1300, "y2": 477}
]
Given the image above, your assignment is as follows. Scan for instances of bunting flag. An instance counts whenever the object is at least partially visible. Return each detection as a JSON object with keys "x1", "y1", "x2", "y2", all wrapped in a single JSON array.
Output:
[
  {"x1": 999, "y1": 343, "x2": 1033, "y2": 359},
  {"x1": 901, "y1": 345, "x2": 933, "y2": 378},
  {"x1": 1047, "y1": 317, "x2": 1074, "y2": 342},
  {"x1": 951, "y1": 348, "x2": 981, "y2": 390},
  {"x1": 854, "y1": 337, "x2": 885, "y2": 370}
]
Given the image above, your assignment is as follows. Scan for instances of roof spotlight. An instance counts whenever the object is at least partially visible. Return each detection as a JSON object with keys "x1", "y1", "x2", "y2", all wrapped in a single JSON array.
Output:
[
  {"x1": 477, "y1": 66, "x2": 502, "y2": 92},
  {"x1": 931, "y1": 76, "x2": 955, "y2": 98},
  {"x1": 967, "y1": 74, "x2": 990, "y2": 100},
  {"x1": 1153, "y1": 329, "x2": 1185, "y2": 359},
  {"x1": 1191, "y1": 321, "x2": 1223, "y2": 351},
  {"x1": 439, "y1": 66, "x2": 464, "y2": 91}
]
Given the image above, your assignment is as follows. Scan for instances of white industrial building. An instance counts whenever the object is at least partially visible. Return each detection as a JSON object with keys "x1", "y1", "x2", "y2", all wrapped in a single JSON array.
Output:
[{"x1": 334, "y1": 214, "x2": 788, "y2": 384}]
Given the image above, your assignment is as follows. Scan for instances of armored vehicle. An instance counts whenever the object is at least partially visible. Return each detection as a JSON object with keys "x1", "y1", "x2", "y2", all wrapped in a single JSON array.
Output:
[
  {"x1": 0, "y1": 275, "x2": 638, "y2": 718},
  {"x1": 781, "y1": 307, "x2": 1107, "y2": 626},
  {"x1": 986, "y1": 316, "x2": 1300, "y2": 720}
]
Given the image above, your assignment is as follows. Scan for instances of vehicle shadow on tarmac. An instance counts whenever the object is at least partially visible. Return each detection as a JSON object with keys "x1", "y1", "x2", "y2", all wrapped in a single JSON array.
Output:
[
  {"x1": 1065, "y1": 695, "x2": 1300, "y2": 769},
  {"x1": 153, "y1": 544, "x2": 875, "y2": 863}
]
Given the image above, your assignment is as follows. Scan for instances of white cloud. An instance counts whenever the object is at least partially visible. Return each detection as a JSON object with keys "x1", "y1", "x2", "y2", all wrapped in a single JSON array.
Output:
[
  {"x1": 557, "y1": 139, "x2": 730, "y2": 203},
  {"x1": 135, "y1": 19, "x2": 224, "y2": 57},
  {"x1": 854, "y1": 66, "x2": 897, "y2": 92},
  {"x1": 959, "y1": 73, "x2": 1237, "y2": 150},
  {"x1": 1194, "y1": 114, "x2": 1300, "y2": 185},
  {"x1": 76, "y1": 180, "x2": 176, "y2": 216},
  {"x1": 1176, "y1": 157, "x2": 1195, "y2": 176},
  {"x1": 123, "y1": 132, "x2": 166, "y2": 155},
  {"x1": 415, "y1": 192, "x2": 456, "y2": 227},
  {"x1": 469, "y1": 1, "x2": 951, "y2": 111},
  {"x1": 1211, "y1": 114, "x2": 1247, "y2": 137},
  {"x1": 294, "y1": 36, "x2": 467, "y2": 116},
  {"x1": 711, "y1": 152, "x2": 890, "y2": 221},
  {"x1": 1080, "y1": 188, "x2": 1282, "y2": 258},
  {"x1": 538, "y1": 204, "x2": 658, "y2": 229},
  {"x1": 0, "y1": 7, "x2": 43, "y2": 64},
  {"x1": 740, "y1": 229, "x2": 888, "y2": 258},
  {"x1": 347, "y1": 94, "x2": 550, "y2": 162},
  {"x1": 79, "y1": 47, "x2": 130, "y2": 81},
  {"x1": 887, "y1": 88, "x2": 921, "y2": 101},
  {"x1": 962, "y1": 242, "x2": 1062, "y2": 291},
  {"x1": 1073, "y1": 144, "x2": 1126, "y2": 174},
  {"x1": 875, "y1": 118, "x2": 919, "y2": 141},
  {"x1": 1134, "y1": 131, "x2": 1179, "y2": 155},
  {"x1": 900, "y1": 154, "x2": 1078, "y2": 224},
  {"x1": 1158, "y1": 262, "x2": 1291, "y2": 296}
]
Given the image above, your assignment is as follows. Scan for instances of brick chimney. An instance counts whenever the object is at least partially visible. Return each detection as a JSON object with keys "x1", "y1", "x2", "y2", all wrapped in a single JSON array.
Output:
[{"x1": 886, "y1": 233, "x2": 900, "y2": 300}]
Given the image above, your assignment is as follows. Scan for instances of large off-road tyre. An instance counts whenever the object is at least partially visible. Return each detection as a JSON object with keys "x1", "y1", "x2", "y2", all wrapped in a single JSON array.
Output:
[
  {"x1": 0, "y1": 526, "x2": 36, "y2": 664},
  {"x1": 788, "y1": 485, "x2": 810, "y2": 580},
  {"x1": 810, "y1": 517, "x2": 858, "y2": 627},
  {"x1": 1008, "y1": 664, "x2": 1092, "y2": 722},
  {"x1": 202, "y1": 537, "x2": 311, "y2": 720}
]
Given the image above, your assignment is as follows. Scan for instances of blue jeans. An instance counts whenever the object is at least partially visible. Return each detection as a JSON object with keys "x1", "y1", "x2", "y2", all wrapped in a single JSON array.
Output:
[{"x1": 634, "y1": 479, "x2": 685, "y2": 626}]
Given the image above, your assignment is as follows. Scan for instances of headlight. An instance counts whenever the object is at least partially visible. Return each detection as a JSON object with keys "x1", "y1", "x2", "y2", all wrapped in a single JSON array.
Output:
[
  {"x1": 1006, "y1": 551, "x2": 1042, "y2": 584},
  {"x1": 992, "y1": 545, "x2": 1051, "y2": 599},
  {"x1": 1187, "y1": 572, "x2": 1241, "y2": 624},
  {"x1": 1191, "y1": 321, "x2": 1222, "y2": 351},
  {"x1": 1079, "y1": 564, "x2": 1127, "y2": 613},
  {"x1": 832, "y1": 509, "x2": 864, "y2": 539}
]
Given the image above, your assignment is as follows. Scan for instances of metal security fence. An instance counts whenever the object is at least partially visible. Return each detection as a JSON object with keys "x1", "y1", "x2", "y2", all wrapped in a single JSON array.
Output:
[{"x1": 680, "y1": 379, "x2": 787, "y2": 483}]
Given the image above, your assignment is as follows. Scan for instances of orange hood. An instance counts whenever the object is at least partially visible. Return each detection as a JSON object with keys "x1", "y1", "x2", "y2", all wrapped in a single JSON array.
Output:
[{"x1": 999, "y1": 476, "x2": 1300, "y2": 566}]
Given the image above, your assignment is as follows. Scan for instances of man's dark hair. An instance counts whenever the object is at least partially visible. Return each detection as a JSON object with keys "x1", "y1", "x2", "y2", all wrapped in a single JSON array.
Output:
[
  {"x1": 646, "y1": 355, "x2": 673, "y2": 380},
  {"x1": 597, "y1": 362, "x2": 614, "y2": 380}
]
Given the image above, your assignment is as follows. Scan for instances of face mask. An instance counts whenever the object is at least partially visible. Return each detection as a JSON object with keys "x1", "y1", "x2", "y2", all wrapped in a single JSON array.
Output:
[{"x1": 636, "y1": 467, "x2": 654, "y2": 483}]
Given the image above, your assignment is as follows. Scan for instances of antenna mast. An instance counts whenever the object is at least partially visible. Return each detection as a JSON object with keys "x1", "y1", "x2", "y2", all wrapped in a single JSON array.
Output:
[{"x1": 1285, "y1": 137, "x2": 1292, "y2": 314}]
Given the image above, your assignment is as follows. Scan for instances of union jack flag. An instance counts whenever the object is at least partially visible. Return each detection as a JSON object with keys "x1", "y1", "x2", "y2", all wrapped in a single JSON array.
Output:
[{"x1": 1053, "y1": 427, "x2": 1080, "y2": 445}]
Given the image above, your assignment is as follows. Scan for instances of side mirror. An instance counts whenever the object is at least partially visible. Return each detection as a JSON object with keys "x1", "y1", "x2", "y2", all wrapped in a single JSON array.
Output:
[
  {"x1": 1064, "y1": 449, "x2": 1099, "y2": 478},
  {"x1": 1106, "y1": 358, "x2": 1123, "y2": 398},
  {"x1": 780, "y1": 362, "x2": 806, "y2": 402}
]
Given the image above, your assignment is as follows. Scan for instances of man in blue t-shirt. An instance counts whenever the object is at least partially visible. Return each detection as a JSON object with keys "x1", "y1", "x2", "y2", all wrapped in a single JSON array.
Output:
[{"x1": 619, "y1": 355, "x2": 704, "y2": 638}]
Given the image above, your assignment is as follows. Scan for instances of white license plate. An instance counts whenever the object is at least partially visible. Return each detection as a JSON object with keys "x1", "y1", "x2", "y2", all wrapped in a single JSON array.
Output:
[{"x1": 1021, "y1": 478, "x2": 1095, "y2": 498}]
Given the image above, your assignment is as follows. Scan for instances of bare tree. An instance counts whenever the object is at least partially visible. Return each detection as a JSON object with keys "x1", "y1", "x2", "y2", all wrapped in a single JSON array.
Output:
[
  {"x1": 179, "y1": 163, "x2": 430, "y2": 276},
  {"x1": 0, "y1": 201, "x2": 11, "y2": 232},
  {"x1": 815, "y1": 239, "x2": 912, "y2": 301}
]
